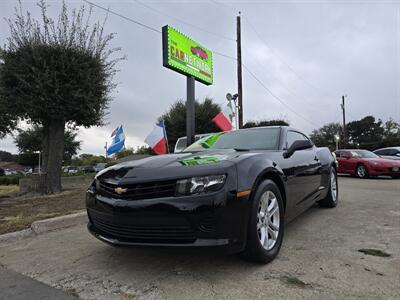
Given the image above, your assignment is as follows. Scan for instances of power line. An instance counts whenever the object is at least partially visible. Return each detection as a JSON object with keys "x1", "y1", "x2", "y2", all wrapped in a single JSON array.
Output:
[
  {"x1": 242, "y1": 64, "x2": 319, "y2": 127},
  {"x1": 133, "y1": 0, "x2": 235, "y2": 42},
  {"x1": 210, "y1": 0, "x2": 333, "y2": 98},
  {"x1": 84, "y1": 0, "x2": 161, "y2": 34}
]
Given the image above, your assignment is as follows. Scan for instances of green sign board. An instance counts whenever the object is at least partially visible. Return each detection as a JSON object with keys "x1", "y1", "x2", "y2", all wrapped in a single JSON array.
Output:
[{"x1": 162, "y1": 25, "x2": 213, "y2": 85}]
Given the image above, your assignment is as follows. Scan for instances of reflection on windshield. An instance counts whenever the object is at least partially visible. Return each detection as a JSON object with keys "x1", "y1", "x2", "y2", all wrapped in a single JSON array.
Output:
[
  {"x1": 351, "y1": 150, "x2": 379, "y2": 158},
  {"x1": 183, "y1": 128, "x2": 280, "y2": 152}
]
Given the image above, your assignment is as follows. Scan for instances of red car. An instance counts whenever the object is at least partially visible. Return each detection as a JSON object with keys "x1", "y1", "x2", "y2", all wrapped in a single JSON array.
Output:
[
  {"x1": 335, "y1": 149, "x2": 400, "y2": 179},
  {"x1": 191, "y1": 46, "x2": 208, "y2": 61}
]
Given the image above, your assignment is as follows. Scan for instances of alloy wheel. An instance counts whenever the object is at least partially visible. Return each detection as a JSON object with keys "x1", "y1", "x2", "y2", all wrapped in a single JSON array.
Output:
[
  {"x1": 257, "y1": 190, "x2": 280, "y2": 251},
  {"x1": 330, "y1": 170, "x2": 337, "y2": 202},
  {"x1": 357, "y1": 165, "x2": 366, "y2": 178}
]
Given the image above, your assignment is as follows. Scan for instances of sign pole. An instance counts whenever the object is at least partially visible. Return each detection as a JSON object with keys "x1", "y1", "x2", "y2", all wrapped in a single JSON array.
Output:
[{"x1": 186, "y1": 76, "x2": 195, "y2": 147}]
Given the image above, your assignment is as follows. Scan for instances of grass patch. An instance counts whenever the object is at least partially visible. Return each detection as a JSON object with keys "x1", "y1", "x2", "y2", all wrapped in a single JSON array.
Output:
[
  {"x1": 0, "y1": 185, "x2": 19, "y2": 197},
  {"x1": 280, "y1": 275, "x2": 312, "y2": 288},
  {"x1": 121, "y1": 291, "x2": 135, "y2": 299},
  {"x1": 358, "y1": 248, "x2": 391, "y2": 257},
  {"x1": 0, "y1": 182, "x2": 89, "y2": 234},
  {"x1": 65, "y1": 288, "x2": 80, "y2": 298}
]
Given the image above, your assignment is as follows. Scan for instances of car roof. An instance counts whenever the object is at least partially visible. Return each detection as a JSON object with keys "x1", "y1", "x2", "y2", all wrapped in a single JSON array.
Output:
[{"x1": 374, "y1": 147, "x2": 400, "y2": 151}]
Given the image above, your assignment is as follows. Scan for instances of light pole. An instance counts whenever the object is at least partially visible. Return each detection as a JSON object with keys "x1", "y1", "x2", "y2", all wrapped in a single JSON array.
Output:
[
  {"x1": 334, "y1": 134, "x2": 340, "y2": 151},
  {"x1": 226, "y1": 93, "x2": 239, "y2": 130}
]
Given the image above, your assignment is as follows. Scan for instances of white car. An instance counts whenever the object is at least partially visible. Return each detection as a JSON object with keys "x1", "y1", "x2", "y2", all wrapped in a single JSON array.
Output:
[{"x1": 174, "y1": 133, "x2": 213, "y2": 153}]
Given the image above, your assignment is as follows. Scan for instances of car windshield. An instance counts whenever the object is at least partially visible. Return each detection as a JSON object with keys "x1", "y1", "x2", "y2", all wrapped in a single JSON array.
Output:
[
  {"x1": 351, "y1": 150, "x2": 379, "y2": 158},
  {"x1": 183, "y1": 128, "x2": 280, "y2": 152}
]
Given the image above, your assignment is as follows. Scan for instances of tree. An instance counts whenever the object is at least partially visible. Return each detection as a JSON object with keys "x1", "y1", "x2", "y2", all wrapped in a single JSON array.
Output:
[
  {"x1": 0, "y1": 1, "x2": 122, "y2": 193},
  {"x1": 347, "y1": 116, "x2": 384, "y2": 150},
  {"x1": 243, "y1": 119, "x2": 289, "y2": 128},
  {"x1": 309, "y1": 123, "x2": 341, "y2": 151},
  {"x1": 14, "y1": 125, "x2": 81, "y2": 164},
  {"x1": 114, "y1": 147, "x2": 135, "y2": 160},
  {"x1": 71, "y1": 153, "x2": 108, "y2": 166},
  {"x1": 0, "y1": 150, "x2": 14, "y2": 162},
  {"x1": 381, "y1": 119, "x2": 400, "y2": 147},
  {"x1": 159, "y1": 98, "x2": 221, "y2": 153}
]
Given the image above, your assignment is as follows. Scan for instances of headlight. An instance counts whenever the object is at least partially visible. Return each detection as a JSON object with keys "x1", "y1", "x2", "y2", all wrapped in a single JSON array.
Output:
[{"x1": 176, "y1": 175, "x2": 226, "y2": 196}]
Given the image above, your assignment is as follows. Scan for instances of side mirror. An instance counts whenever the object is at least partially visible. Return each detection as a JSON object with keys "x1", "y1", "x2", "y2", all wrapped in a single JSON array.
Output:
[{"x1": 283, "y1": 140, "x2": 313, "y2": 158}]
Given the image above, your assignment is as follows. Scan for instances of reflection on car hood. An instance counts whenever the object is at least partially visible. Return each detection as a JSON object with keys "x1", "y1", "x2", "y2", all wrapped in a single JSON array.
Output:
[{"x1": 96, "y1": 149, "x2": 259, "y2": 181}]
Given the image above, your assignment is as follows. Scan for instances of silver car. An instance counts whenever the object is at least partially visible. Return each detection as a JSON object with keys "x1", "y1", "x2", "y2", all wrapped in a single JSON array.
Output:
[{"x1": 373, "y1": 147, "x2": 400, "y2": 160}]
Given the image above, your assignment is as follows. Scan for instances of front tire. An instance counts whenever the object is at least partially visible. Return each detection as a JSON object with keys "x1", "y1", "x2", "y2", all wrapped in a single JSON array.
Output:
[
  {"x1": 319, "y1": 167, "x2": 338, "y2": 208},
  {"x1": 242, "y1": 180, "x2": 284, "y2": 264},
  {"x1": 356, "y1": 164, "x2": 369, "y2": 178}
]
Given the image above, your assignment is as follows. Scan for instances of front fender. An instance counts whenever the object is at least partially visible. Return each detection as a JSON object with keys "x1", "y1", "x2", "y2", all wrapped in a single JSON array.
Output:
[{"x1": 235, "y1": 155, "x2": 285, "y2": 195}]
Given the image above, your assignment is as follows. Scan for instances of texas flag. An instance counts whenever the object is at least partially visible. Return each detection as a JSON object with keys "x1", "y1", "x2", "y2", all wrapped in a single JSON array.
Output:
[
  {"x1": 145, "y1": 120, "x2": 168, "y2": 155},
  {"x1": 212, "y1": 112, "x2": 232, "y2": 131}
]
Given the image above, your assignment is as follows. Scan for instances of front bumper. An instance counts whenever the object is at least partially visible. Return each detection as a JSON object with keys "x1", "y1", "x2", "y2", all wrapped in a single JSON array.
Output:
[
  {"x1": 367, "y1": 166, "x2": 400, "y2": 176},
  {"x1": 86, "y1": 185, "x2": 251, "y2": 253}
]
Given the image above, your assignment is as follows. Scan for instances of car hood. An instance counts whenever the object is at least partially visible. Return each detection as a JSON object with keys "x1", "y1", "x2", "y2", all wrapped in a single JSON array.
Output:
[
  {"x1": 96, "y1": 149, "x2": 258, "y2": 182},
  {"x1": 364, "y1": 158, "x2": 400, "y2": 166}
]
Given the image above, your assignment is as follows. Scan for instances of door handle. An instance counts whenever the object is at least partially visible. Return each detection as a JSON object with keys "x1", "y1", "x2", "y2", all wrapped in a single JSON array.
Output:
[{"x1": 314, "y1": 156, "x2": 319, "y2": 162}]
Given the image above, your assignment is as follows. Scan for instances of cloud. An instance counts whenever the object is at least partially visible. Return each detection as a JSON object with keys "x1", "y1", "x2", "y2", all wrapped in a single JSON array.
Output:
[{"x1": 1, "y1": 0, "x2": 399, "y2": 155}]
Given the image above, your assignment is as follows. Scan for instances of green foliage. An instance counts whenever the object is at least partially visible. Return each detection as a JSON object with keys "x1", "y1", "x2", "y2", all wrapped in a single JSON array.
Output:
[
  {"x1": 309, "y1": 123, "x2": 342, "y2": 151},
  {"x1": 159, "y1": 98, "x2": 221, "y2": 152},
  {"x1": 71, "y1": 153, "x2": 108, "y2": 166},
  {"x1": 114, "y1": 147, "x2": 135, "y2": 160},
  {"x1": 0, "y1": 175, "x2": 23, "y2": 186},
  {"x1": 0, "y1": 1, "x2": 122, "y2": 129},
  {"x1": 0, "y1": 0, "x2": 122, "y2": 193},
  {"x1": 0, "y1": 151, "x2": 14, "y2": 162},
  {"x1": 18, "y1": 152, "x2": 39, "y2": 167},
  {"x1": 311, "y1": 116, "x2": 400, "y2": 151},
  {"x1": 347, "y1": 116, "x2": 385, "y2": 150},
  {"x1": 14, "y1": 125, "x2": 81, "y2": 164},
  {"x1": 135, "y1": 146, "x2": 153, "y2": 155},
  {"x1": 243, "y1": 119, "x2": 289, "y2": 128}
]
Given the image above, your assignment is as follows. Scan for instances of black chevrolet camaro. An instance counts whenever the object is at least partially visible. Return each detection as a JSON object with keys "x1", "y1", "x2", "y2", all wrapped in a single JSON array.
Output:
[{"x1": 86, "y1": 126, "x2": 338, "y2": 263}]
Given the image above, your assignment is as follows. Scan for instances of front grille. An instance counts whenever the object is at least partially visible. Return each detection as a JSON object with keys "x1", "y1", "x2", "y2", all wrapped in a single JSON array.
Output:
[
  {"x1": 91, "y1": 215, "x2": 196, "y2": 243},
  {"x1": 98, "y1": 180, "x2": 176, "y2": 200}
]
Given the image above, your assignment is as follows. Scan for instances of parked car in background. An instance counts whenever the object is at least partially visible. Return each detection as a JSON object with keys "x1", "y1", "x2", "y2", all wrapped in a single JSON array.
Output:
[
  {"x1": 335, "y1": 149, "x2": 400, "y2": 178},
  {"x1": 63, "y1": 166, "x2": 79, "y2": 174},
  {"x1": 373, "y1": 147, "x2": 400, "y2": 161},
  {"x1": 174, "y1": 133, "x2": 212, "y2": 153},
  {"x1": 87, "y1": 126, "x2": 338, "y2": 264},
  {"x1": 94, "y1": 163, "x2": 107, "y2": 173},
  {"x1": 0, "y1": 168, "x2": 4, "y2": 176},
  {"x1": 83, "y1": 165, "x2": 96, "y2": 173}
]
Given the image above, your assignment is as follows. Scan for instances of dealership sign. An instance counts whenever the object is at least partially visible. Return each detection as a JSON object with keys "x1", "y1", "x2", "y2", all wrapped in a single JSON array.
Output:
[{"x1": 162, "y1": 25, "x2": 213, "y2": 85}]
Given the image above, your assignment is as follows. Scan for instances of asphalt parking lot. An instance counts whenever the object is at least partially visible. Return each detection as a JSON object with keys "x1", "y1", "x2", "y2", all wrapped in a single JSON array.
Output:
[{"x1": 0, "y1": 176, "x2": 399, "y2": 300}]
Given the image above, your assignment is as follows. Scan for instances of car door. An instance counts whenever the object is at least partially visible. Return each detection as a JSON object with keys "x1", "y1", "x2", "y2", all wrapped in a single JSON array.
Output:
[
  {"x1": 282, "y1": 131, "x2": 322, "y2": 218},
  {"x1": 337, "y1": 151, "x2": 354, "y2": 173}
]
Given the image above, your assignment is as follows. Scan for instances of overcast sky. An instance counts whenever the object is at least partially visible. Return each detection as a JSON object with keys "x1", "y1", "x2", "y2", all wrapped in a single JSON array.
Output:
[{"x1": 1, "y1": 0, "x2": 399, "y2": 155}]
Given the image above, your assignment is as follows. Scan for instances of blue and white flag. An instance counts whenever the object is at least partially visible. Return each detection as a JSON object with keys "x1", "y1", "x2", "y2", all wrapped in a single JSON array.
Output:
[{"x1": 107, "y1": 126, "x2": 125, "y2": 156}]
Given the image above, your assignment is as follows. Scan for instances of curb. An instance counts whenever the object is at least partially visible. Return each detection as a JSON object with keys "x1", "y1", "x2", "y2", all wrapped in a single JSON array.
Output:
[{"x1": 0, "y1": 211, "x2": 87, "y2": 246}]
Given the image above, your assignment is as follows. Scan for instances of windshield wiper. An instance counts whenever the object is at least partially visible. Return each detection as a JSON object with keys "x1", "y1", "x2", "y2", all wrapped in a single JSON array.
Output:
[{"x1": 233, "y1": 148, "x2": 250, "y2": 152}]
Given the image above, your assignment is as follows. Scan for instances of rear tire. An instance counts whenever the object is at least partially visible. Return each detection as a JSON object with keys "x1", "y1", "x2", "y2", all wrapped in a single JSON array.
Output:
[
  {"x1": 242, "y1": 180, "x2": 284, "y2": 264},
  {"x1": 319, "y1": 167, "x2": 338, "y2": 208},
  {"x1": 356, "y1": 164, "x2": 369, "y2": 178}
]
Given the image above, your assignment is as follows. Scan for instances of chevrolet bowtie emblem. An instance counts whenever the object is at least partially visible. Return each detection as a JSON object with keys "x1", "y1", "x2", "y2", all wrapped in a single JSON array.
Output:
[{"x1": 114, "y1": 187, "x2": 127, "y2": 194}]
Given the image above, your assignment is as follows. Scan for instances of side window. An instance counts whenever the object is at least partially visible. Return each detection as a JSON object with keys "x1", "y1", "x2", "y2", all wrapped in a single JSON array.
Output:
[
  {"x1": 375, "y1": 149, "x2": 386, "y2": 155},
  {"x1": 286, "y1": 131, "x2": 307, "y2": 149},
  {"x1": 388, "y1": 149, "x2": 398, "y2": 156}
]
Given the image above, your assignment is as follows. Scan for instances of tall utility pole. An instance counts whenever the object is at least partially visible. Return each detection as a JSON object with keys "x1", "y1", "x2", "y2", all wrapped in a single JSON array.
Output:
[
  {"x1": 341, "y1": 95, "x2": 346, "y2": 148},
  {"x1": 236, "y1": 12, "x2": 243, "y2": 129}
]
